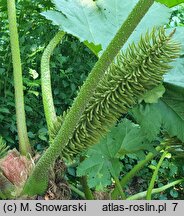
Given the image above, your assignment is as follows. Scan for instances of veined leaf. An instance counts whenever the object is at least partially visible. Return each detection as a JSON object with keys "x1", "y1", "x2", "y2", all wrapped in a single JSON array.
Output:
[
  {"x1": 77, "y1": 154, "x2": 113, "y2": 190},
  {"x1": 163, "y1": 83, "x2": 184, "y2": 120},
  {"x1": 132, "y1": 99, "x2": 184, "y2": 142},
  {"x1": 164, "y1": 57, "x2": 184, "y2": 87},
  {"x1": 77, "y1": 119, "x2": 154, "y2": 189},
  {"x1": 42, "y1": 0, "x2": 171, "y2": 55},
  {"x1": 163, "y1": 37, "x2": 184, "y2": 120}
]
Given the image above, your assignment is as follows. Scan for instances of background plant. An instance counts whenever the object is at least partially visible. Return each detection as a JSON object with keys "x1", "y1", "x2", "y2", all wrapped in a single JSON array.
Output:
[{"x1": 0, "y1": 0, "x2": 97, "y2": 151}]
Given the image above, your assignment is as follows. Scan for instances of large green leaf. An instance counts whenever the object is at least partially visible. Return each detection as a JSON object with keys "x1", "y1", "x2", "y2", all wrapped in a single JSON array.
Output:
[
  {"x1": 163, "y1": 83, "x2": 184, "y2": 121},
  {"x1": 164, "y1": 57, "x2": 184, "y2": 87},
  {"x1": 131, "y1": 104, "x2": 162, "y2": 141},
  {"x1": 77, "y1": 119, "x2": 154, "y2": 189},
  {"x1": 132, "y1": 99, "x2": 184, "y2": 142},
  {"x1": 162, "y1": 29, "x2": 184, "y2": 121},
  {"x1": 115, "y1": 120, "x2": 152, "y2": 155},
  {"x1": 164, "y1": 29, "x2": 184, "y2": 88},
  {"x1": 42, "y1": 0, "x2": 171, "y2": 54},
  {"x1": 156, "y1": 0, "x2": 184, "y2": 7}
]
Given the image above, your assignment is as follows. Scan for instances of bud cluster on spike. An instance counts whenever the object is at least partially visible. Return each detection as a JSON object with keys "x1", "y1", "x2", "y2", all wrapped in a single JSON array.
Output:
[{"x1": 50, "y1": 27, "x2": 180, "y2": 160}]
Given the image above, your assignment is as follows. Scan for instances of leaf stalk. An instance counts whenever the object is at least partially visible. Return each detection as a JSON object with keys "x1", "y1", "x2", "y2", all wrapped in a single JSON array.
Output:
[{"x1": 7, "y1": 0, "x2": 31, "y2": 155}]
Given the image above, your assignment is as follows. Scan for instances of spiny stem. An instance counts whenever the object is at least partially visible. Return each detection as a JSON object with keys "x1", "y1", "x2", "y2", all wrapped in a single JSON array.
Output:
[
  {"x1": 80, "y1": 175, "x2": 94, "y2": 200},
  {"x1": 7, "y1": 0, "x2": 31, "y2": 155},
  {"x1": 41, "y1": 31, "x2": 65, "y2": 133},
  {"x1": 79, "y1": 156, "x2": 94, "y2": 200},
  {"x1": 146, "y1": 151, "x2": 168, "y2": 200},
  {"x1": 23, "y1": 0, "x2": 155, "y2": 195}
]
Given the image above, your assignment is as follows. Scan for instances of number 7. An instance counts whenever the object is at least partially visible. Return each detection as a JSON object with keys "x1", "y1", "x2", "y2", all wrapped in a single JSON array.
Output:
[{"x1": 172, "y1": 203, "x2": 178, "y2": 211}]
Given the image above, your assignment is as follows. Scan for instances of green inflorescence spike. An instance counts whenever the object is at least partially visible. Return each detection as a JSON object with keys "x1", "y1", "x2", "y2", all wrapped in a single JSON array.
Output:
[{"x1": 50, "y1": 27, "x2": 180, "y2": 160}]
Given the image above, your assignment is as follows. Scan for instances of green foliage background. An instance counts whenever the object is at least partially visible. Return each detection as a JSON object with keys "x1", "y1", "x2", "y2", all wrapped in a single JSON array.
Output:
[{"x1": 0, "y1": 0, "x2": 97, "y2": 150}]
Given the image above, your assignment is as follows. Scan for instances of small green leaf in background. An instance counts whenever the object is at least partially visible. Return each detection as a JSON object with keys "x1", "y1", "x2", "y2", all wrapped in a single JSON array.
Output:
[
  {"x1": 0, "y1": 0, "x2": 6, "y2": 11},
  {"x1": 169, "y1": 163, "x2": 178, "y2": 176},
  {"x1": 156, "y1": 0, "x2": 184, "y2": 7},
  {"x1": 38, "y1": 128, "x2": 48, "y2": 142},
  {"x1": 0, "y1": 68, "x2": 5, "y2": 74},
  {"x1": 0, "y1": 108, "x2": 10, "y2": 114},
  {"x1": 27, "y1": 132, "x2": 35, "y2": 139},
  {"x1": 140, "y1": 84, "x2": 165, "y2": 104},
  {"x1": 170, "y1": 189, "x2": 179, "y2": 198}
]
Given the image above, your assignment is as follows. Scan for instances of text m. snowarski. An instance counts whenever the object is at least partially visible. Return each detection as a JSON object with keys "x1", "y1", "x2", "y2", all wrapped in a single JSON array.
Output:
[{"x1": 35, "y1": 203, "x2": 87, "y2": 212}]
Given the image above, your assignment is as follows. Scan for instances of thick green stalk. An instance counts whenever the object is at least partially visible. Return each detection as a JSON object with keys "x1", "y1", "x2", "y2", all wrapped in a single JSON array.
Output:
[
  {"x1": 146, "y1": 151, "x2": 168, "y2": 200},
  {"x1": 7, "y1": 0, "x2": 31, "y2": 155},
  {"x1": 79, "y1": 156, "x2": 94, "y2": 200},
  {"x1": 80, "y1": 176, "x2": 94, "y2": 200},
  {"x1": 41, "y1": 31, "x2": 65, "y2": 133},
  {"x1": 109, "y1": 161, "x2": 126, "y2": 200},
  {"x1": 127, "y1": 178, "x2": 184, "y2": 200},
  {"x1": 24, "y1": 0, "x2": 154, "y2": 195},
  {"x1": 113, "y1": 176, "x2": 126, "y2": 200},
  {"x1": 111, "y1": 146, "x2": 162, "y2": 199}
]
